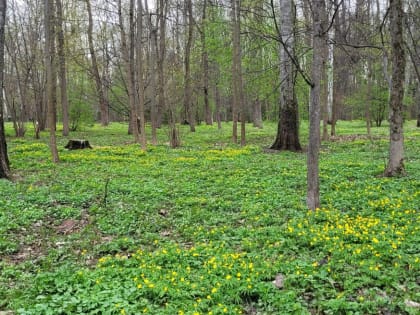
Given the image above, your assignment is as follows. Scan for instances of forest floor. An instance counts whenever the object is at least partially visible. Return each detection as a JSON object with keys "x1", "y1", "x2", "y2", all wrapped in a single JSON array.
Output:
[{"x1": 0, "y1": 121, "x2": 419, "y2": 314}]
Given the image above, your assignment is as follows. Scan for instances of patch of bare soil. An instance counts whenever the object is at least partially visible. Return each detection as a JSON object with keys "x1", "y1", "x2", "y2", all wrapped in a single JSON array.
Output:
[
  {"x1": 329, "y1": 134, "x2": 383, "y2": 142},
  {"x1": 5, "y1": 210, "x2": 92, "y2": 264}
]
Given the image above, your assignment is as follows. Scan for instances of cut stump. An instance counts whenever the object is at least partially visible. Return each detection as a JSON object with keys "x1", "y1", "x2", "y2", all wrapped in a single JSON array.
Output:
[{"x1": 65, "y1": 139, "x2": 92, "y2": 150}]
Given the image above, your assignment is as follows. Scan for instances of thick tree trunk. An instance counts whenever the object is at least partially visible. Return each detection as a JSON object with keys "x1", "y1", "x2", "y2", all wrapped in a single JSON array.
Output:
[
  {"x1": 86, "y1": 0, "x2": 108, "y2": 126},
  {"x1": 184, "y1": 0, "x2": 195, "y2": 132},
  {"x1": 0, "y1": 0, "x2": 9, "y2": 178},
  {"x1": 56, "y1": 0, "x2": 69, "y2": 136},
  {"x1": 45, "y1": 0, "x2": 59, "y2": 163},
  {"x1": 384, "y1": 0, "x2": 406, "y2": 176},
  {"x1": 271, "y1": 0, "x2": 301, "y2": 151},
  {"x1": 137, "y1": 0, "x2": 147, "y2": 150},
  {"x1": 307, "y1": 0, "x2": 326, "y2": 210}
]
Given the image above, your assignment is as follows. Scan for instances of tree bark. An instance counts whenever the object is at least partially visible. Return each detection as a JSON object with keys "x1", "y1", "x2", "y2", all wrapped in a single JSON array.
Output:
[
  {"x1": 384, "y1": 0, "x2": 406, "y2": 176},
  {"x1": 231, "y1": 0, "x2": 238, "y2": 144},
  {"x1": 331, "y1": 0, "x2": 345, "y2": 137},
  {"x1": 184, "y1": 0, "x2": 195, "y2": 132},
  {"x1": 86, "y1": 0, "x2": 108, "y2": 126},
  {"x1": 45, "y1": 0, "x2": 59, "y2": 163},
  {"x1": 149, "y1": 24, "x2": 158, "y2": 145},
  {"x1": 271, "y1": 0, "x2": 302, "y2": 151},
  {"x1": 156, "y1": 0, "x2": 167, "y2": 128},
  {"x1": 55, "y1": 0, "x2": 69, "y2": 136},
  {"x1": 0, "y1": 0, "x2": 9, "y2": 178},
  {"x1": 231, "y1": 0, "x2": 245, "y2": 145},
  {"x1": 201, "y1": 0, "x2": 212, "y2": 125},
  {"x1": 307, "y1": 0, "x2": 326, "y2": 210},
  {"x1": 119, "y1": 0, "x2": 139, "y2": 142},
  {"x1": 137, "y1": 0, "x2": 147, "y2": 149}
]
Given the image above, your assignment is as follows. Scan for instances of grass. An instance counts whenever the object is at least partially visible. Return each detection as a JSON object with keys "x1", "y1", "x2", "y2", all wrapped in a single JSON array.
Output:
[{"x1": 0, "y1": 121, "x2": 419, "y2": 315}]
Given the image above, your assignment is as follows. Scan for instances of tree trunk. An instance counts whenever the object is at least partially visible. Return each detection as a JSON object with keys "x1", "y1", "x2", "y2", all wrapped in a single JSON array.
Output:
[
  {"x1": 45, "y1": 0, "x2": 59, "y2": 163},
  {"x1": 417, "y1": 85, "x2": 420, "y2": 127},
  {"x1": 55, "y1": 0, "x2": 69, "y2": 136},
  {"x1": 331, "y1": 0, "x2": 345, "y2": 137},
  {"x1": 253, "y1": 98, "x2": 263, "y2": 129},
  {"x1": 271, "y1": 0, "x2": 301, "y2": 151},
  {"x1": 156, "y1": 0, "x2": 167, "y2": 128},
  {"x1": 0, "y1": 0, "x2": 9, "y2": 178},
  {"x1": 86, "y1": 0, "x2": 108, "y2": 126},
  {"x1": 137, "y1": 0, "x2": 147, "y2": 150},
  {"x1": 201, "y1": 0, "x2": 212, "y2": 125},
  {"x1": 366, "y1": 58, "x2": 373, "y2": 137},
  {"x1": 149, "y1": 25, "x2": 158, "y2": 145},
  {"x1": 307, "y1": 0, "x2": 326, "y2": 210},
  {"x1": 231, "y1": 0, "x2": 245, "y2": 145},
  {"x1": 321, "y1": 42, "x2": 329, "y2": 141},
  {"x1": 231, "y1": 0, "x2": 238, "y2": 144},
  {"x1": 119, "y1": 0, "x2": 139, "y2": 142},
  {"x1": 384, "y1": 0, "x2": 406, "y2": 176},
  {"x1": 184, "y1": 0, "x2": 195, "y2": 132}
]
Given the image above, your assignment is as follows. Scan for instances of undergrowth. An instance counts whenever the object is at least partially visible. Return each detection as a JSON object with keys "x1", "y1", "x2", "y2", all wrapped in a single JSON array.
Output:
[{"x1": 0, "y1": 121, "x2": 419, "y2": 314}]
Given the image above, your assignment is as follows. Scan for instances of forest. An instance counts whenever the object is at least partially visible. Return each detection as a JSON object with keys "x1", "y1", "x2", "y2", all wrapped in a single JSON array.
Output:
[{"x1": 0, "y1": 0, "x2": 419, "y2": 314}]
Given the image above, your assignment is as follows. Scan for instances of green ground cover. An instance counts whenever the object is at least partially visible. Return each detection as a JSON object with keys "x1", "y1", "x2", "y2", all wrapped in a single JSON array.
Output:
[{"x1": 0, "y1": 121, "x2": 419, "y2": 314}]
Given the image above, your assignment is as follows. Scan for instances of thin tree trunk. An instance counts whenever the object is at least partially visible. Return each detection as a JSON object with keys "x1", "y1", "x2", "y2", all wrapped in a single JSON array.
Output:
[
  {"x1": 331, "y1": 0, "x2": 344, "y2": 137},
  {"x1": 156, "y1": 0, "x2": 166, "y2": 128},
  {"x1": 231, "y1": 0, "x2": 238, "y2": 144},
  {"x1": 307, "y1": 0, "x2": 326, "y2": 210},
  {"x1": 384, "y1": 0, "x2": 406, "y2": 176},
  {"x1": 253, "y1": 98, "x2": 263, "y2": 129},
  {"x1": 149, "y1": 25, "x2": 158, "y2": 145},
  {"x1": 184, "y1": 0, "x2": 195, "y2": 132},
  {"x1": 321, "y1": 41, "x2": 329, "y2": 141},
  {"x1": 119, "y1": 0, "x2": 139, "y2": 142},
  {"x1": 271, "y1": 0, "x2": 301, "y2": 151},
  {"x1": 231, "y1": 0, "x2": 245, "y2": 145},
  {"x1": 137, "y1": 0, "x2": 147, "y2": 149},
  {"x1": 0, "y1": 0, "x2": 9, "y2": 178},
  {"x1": 45, "y1": 0, "x2": 59, "y2": 163},
  {"x1": 201, "y1": 0, "x2": 212, "y2": 125},
  {"x1": 86, "y1": 0, "x2": 108, "y2": 126},
  {"x1": 366, "y1": 58, "x2": 373, "y2": 137},
  {"x1": 55, "y1": 0, "x2": 69, "y2": 136}
]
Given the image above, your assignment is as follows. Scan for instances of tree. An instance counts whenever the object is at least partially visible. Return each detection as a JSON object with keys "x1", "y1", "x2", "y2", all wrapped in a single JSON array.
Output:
[
  {"x1": 86, "y1": 0, "x2": 108, "y2": 126},
  {"x1": 384, "y1": 0, "x2": 406, "y2": 176},
  {"x1": 307, "y1": 0, "x2": 327, "y2": 210},
  {"x1": 118, "y1": 0, "x2": 139, "y2": 142},
  {"x1": 55, "y1": 0, "x2": 69, "y2": 136},
  {"x1": 45, "y1": 0, "x2": 59, "y2": 163},
  {"x1": 270, "y1": 0, "x2": 302, "y2": 151},
  {"x1": 0, "y1": 0, "x2": 9, "y2": 178},
  {"x1": 231, "y1": 0, "x2": 245, "y2": 146},
  {"x1": 137, "y1": 0, "x2": 147, "y2": 149},
  {"x1": 183, "y1": 0, "x2": 195, "y2": 132},
  {"x1": 200, "y1": 0, "x2": 212, "y2": 126}
]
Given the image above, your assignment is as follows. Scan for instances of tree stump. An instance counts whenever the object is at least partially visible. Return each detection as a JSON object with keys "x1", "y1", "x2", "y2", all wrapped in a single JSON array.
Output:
[{"x1": 65, "y1": 139, "x2": 92, "y2": 150}]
